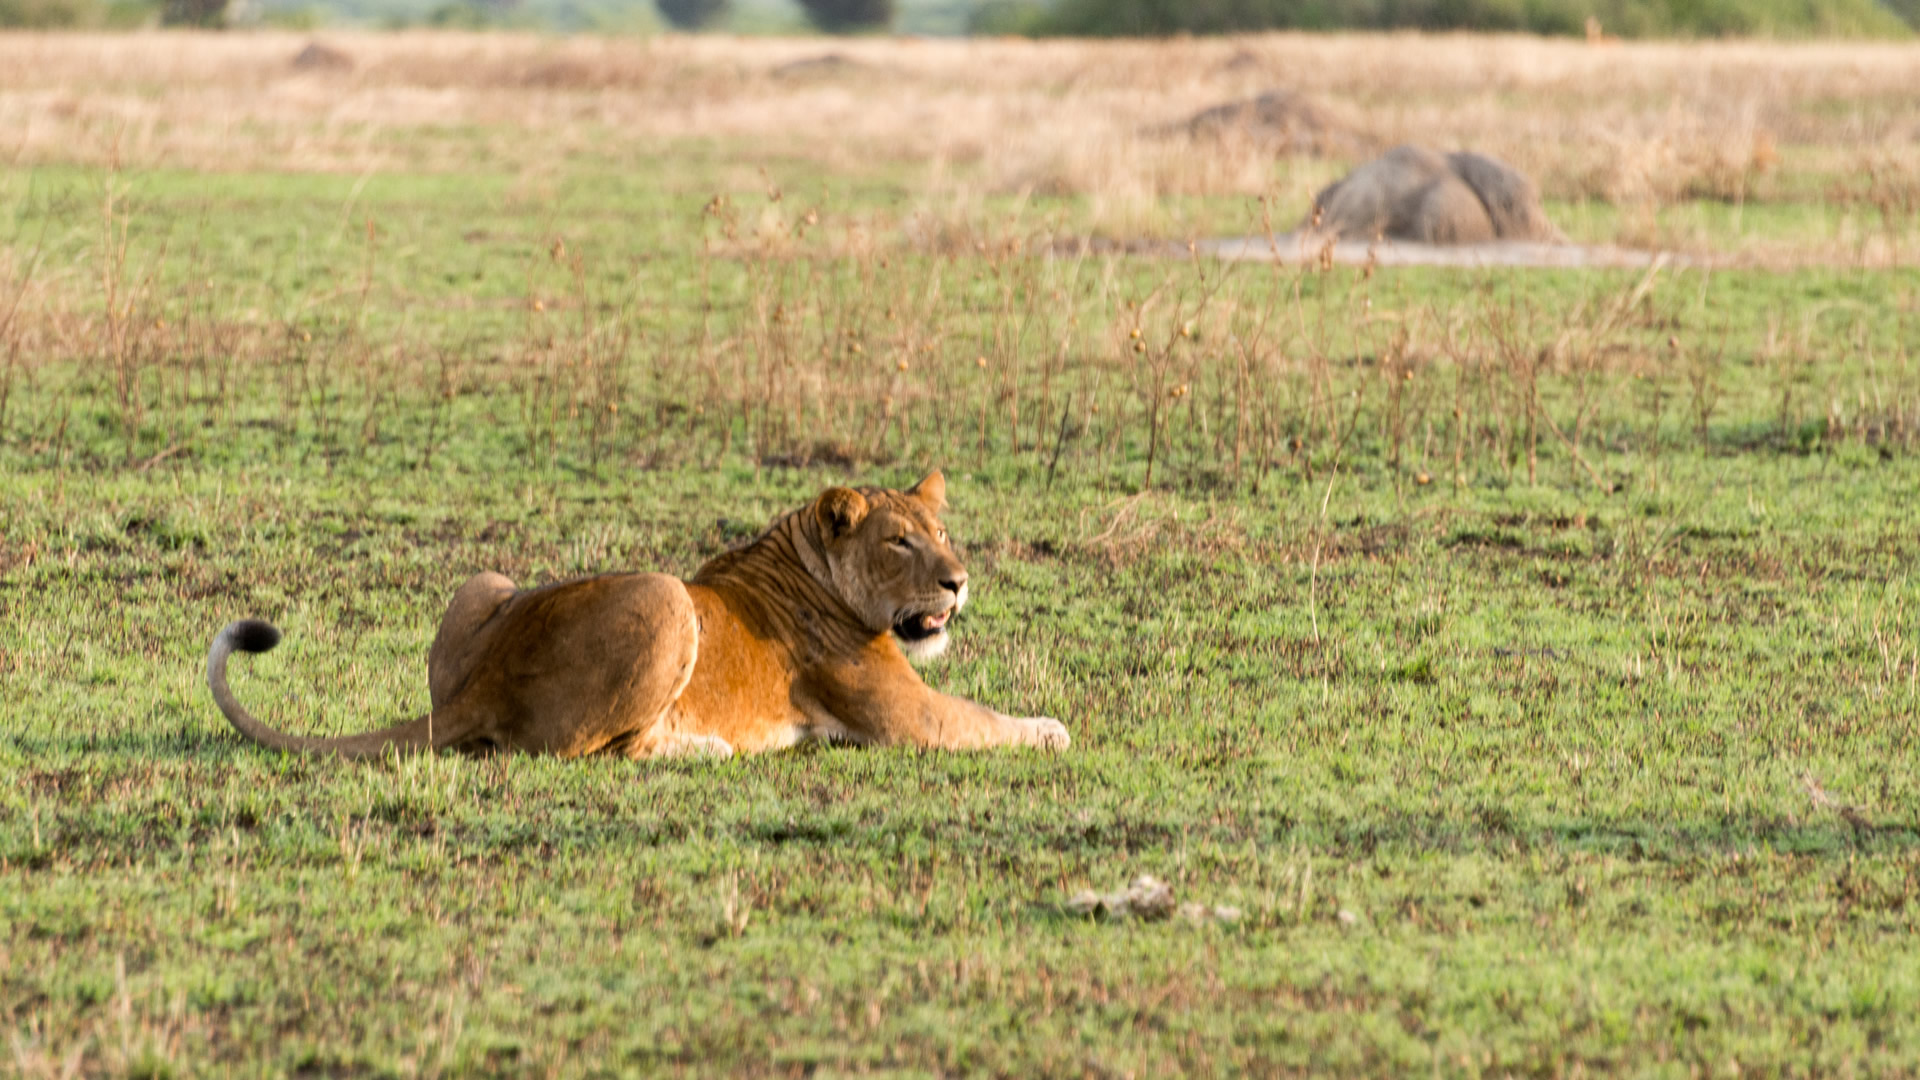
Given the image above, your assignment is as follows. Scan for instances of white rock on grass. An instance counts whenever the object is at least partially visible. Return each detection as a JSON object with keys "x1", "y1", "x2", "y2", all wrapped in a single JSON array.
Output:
[{"x1": 1066, "y1": 875, "x2": 1240, "y2": 924}]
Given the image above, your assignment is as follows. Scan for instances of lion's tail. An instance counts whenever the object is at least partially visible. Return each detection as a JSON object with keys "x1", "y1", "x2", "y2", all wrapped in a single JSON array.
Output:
[{"x1": 207, "y1": 619, "x2": 453, "y2": 759}]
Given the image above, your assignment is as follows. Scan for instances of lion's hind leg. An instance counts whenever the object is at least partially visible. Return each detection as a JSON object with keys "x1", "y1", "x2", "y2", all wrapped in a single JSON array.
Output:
[
  {"x1": 428, "y1": 571, "x2": 517, "y2": 709},
  {"x1": 506, "y1": 572, "x2": 702, "y2": 757},
  {"x1": 424, "y1": 571, "x2": 706, "y2": 759}
]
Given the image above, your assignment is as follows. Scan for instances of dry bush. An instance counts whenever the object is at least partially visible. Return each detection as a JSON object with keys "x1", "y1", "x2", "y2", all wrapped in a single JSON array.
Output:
[
  {"x1": 1831, "y1": 153, "x2": 1920, "y2": 260},
  {"x1": 1581, "y1": 130, "x2": 1782, "y2": 208}
]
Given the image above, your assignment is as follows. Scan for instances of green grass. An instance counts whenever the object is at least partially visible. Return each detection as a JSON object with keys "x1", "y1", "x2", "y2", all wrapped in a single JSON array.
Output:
[{"x1": 2, "y1": 158, "x2": 1919, "y2": 1076}]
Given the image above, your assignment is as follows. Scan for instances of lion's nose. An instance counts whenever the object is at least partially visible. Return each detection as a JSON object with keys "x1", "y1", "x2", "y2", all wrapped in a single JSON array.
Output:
[{"x1": 939, "y1": 572, "x2": 967, "y2": 597}]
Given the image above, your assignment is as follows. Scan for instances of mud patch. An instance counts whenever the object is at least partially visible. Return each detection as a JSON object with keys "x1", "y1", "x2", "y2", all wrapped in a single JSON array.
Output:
[{"x1": 1201, "y1": 234, "x2": 1704, "y2": 269}]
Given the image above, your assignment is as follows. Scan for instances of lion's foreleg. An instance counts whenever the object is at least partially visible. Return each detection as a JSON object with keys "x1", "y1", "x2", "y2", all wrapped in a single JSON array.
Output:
[
  {"x1": 811, "y1": 661, "x2": 1070, "y2": 751},
  {"x1": 910, "y1": 693, "x2": 1070, "y2": 750}
]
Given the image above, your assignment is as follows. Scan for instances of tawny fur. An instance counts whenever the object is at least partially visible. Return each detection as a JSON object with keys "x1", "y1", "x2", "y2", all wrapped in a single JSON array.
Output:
[{"x1": 206, "y1": 472, "x2": 1069, "y2": 760}]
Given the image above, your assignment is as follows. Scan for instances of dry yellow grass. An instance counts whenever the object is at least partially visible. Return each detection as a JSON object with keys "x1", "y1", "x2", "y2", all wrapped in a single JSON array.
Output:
[{"x1": 2, "y1": 30, "x2": 1919, "y2": 257}]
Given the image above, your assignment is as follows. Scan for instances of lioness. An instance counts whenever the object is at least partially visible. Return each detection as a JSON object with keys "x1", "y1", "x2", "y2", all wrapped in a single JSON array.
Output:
[{"x1": 207, "y1": 472, "x2": 1069, "y2": 759}]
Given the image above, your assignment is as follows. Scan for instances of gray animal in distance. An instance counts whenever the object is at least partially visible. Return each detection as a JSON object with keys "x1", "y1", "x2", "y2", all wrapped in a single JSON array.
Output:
[{"x1": 1306, "y1": 145, "x2": 1564, "y2": 245}]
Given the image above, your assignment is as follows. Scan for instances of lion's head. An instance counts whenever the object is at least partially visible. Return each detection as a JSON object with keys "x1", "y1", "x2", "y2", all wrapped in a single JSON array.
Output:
[{"x1": 812, "y1": 471, "x2": 968, "y2": 660}]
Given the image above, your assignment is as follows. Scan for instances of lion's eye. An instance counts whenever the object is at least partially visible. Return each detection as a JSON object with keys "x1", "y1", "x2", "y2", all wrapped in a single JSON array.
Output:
[
  {"x1": 891, "y1": 536, "x2": 912, "y2": 549},
  {"x1": 936, "y1": 530, "x2": 947, "y2": 543}
]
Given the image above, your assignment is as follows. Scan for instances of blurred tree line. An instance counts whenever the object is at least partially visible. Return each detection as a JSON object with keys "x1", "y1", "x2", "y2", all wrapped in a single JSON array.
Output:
[
  {"x1": 656, "y1": 0, "x2": 891, "y2": 30},
  {"x1": 4, "y1": 0, "x2": 1912, "y2": 36},
  {"x1": 973, "y1": 0, "x2": 1914, "y2": 35},
  {"x1": 0, "y1": 0, "x2": 896, "y2": 30},
  {"x1": 0, "y1": 0, "x2": 256, "y2": 25}
]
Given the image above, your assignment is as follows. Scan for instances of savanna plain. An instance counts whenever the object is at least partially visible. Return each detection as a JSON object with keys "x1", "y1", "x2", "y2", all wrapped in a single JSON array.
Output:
[{"x1": 2, "y1": 30, "x2": 1919, "y2": 1077}]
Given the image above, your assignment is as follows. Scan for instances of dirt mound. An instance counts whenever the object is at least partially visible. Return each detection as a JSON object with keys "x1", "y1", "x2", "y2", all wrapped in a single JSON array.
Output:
[
  {"x1": 290, "y1": 41, "x2": 353, "y2": 73},
  {"x1": 1219, "y1": 48, "x2": 1265, "y2": 74},
  {"x1": 1163, "y1": 89, "x2": 1362, "y2": 157},
  {"x1": 771, "y1": 53, "x2": 864, "y2": 80},
  {"x1": 1306, "y1": 145, "x2": 1563, "y2": 245},
  {"x1": 518, "y1": 58, "x2": 603, "y2": 89}
]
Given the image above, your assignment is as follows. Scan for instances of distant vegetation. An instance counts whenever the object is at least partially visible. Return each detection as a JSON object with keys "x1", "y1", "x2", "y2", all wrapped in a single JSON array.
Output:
[
  {"x1": 3, "y1": 0, "x2": 1915, "y2": 31},
  {"x1": 0, "y1": 0, "x2": 150, "y2": 27},
  {"x1": 3, "y1": 0, "x2": 1910, "y2": 31},
  {"x1": 795, "y1": 0, "x2": 893, "y2": 29},
  {"x1": 0, "y1": 0, "x2": 902, "y2": 31},
  {"x1": 654, "y1": 0, "x2": 727, "y2": 26},
  {"x1": 978, "y1": 0, "x2": 1915, "y2": 37},
  {"x1": 1882, "y1": 0, "x2": 1920, "y2": 27}
]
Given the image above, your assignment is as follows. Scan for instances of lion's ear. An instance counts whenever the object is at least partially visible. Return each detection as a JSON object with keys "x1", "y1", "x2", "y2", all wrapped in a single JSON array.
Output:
[
  {"x1": 815, "y1": 487, "x2": 869, "y2": 539},
  {"x1": 907, "y1": 470, "x2": 947, "y2": 512}
]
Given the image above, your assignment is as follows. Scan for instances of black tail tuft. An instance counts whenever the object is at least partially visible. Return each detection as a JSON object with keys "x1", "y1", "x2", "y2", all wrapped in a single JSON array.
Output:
[{"x1": 225, "y1": 619, "x2": 282, "y2": 654}]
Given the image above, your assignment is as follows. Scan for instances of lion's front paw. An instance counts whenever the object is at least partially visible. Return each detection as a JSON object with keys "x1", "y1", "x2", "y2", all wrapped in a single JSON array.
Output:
[{"x1": 1016, "y1": 716, "x2": 1070, "y2": 750}]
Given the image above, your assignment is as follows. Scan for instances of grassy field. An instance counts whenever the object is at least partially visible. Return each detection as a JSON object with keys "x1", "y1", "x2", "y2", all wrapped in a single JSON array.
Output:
[{"x1": 3, "y1": 31, "x2": 1920, "y2": 1078}]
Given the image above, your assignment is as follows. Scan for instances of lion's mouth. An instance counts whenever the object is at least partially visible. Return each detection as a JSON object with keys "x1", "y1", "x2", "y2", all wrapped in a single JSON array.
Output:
[{"x1": 892, "y1": 607, "x2": 952, "y2": 642}]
